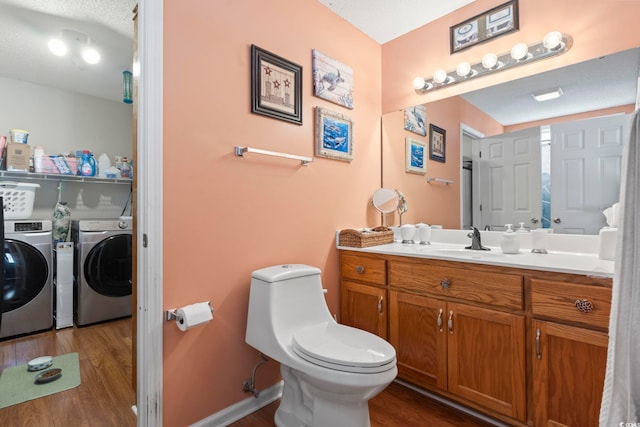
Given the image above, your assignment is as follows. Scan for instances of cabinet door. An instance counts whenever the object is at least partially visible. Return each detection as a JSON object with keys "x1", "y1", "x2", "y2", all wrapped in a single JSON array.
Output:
[
  {"x1": 532, "y1": 320, "x2": 608, "y2": 427},
  {"x1": 447, "y1": 302, "x2": 526, "y2": 421},
  {"x1": 340, "y1": 280, "x2": 387, "y2": 339},
  {"x1": 389, "y1": 291, "x2": 447, "y2": 390}
]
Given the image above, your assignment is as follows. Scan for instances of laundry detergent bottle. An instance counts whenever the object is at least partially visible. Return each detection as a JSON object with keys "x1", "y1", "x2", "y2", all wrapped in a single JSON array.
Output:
[{"x1": 79, "y1": 150, "x2": 97, "y2": 176}]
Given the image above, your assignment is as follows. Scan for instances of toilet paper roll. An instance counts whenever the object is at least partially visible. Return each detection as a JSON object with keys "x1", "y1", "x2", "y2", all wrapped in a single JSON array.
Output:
[
  {"x1": 176, "y1": 302, "x2": 213, "y2": 331},
  {"x1": 598, "y1": 227, "x2": 618, "y2": 261}
]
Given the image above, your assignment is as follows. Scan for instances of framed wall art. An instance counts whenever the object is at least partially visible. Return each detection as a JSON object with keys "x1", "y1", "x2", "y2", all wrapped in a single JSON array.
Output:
[
  {"x1": 429, "y1": 124, "x2": 446, "y2": 163},
  {"x1": 405, "y1": 137, "x2": 427, "y2": 174},
  {"x1": 251, "y1": 44, "x2": 303, "y2": 125},
  {"x1": 404, "y1": 105, "x2": 427, "y2": 136},
  {"x1": 312, "y1": 49, "x2": 354, "y2": 109},
  {"x1": 315, "y1": 107, "x2": 353, "y2": 162},
  {"x1": 450, "y1": 0, "x2": 519, "y2": 54}
]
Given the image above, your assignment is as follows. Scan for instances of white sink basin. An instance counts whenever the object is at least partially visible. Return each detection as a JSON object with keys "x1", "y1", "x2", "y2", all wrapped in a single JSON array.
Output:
[{"x1": 432, "y1": 248, "x2": 512, "y2": 258}]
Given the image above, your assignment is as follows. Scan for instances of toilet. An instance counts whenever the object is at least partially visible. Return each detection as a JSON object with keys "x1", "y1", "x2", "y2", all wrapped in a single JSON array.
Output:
[{"x1": 246, "y1": 264, "x2": 397, "y2": 427}]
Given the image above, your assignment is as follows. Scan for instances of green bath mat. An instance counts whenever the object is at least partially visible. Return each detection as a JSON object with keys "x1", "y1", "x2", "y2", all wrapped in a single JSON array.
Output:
[{"x1": 0, "y1": 352, "x2": 81, "y2": 409}]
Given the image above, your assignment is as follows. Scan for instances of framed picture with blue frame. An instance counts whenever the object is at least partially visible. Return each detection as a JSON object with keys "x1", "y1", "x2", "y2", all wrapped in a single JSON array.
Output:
[
  {"x1": 315, "y1": 107, "x2": 353, "y2": 162},
  {"x1": 405, "y1": 137, "x2": 427, "y2": 174}
]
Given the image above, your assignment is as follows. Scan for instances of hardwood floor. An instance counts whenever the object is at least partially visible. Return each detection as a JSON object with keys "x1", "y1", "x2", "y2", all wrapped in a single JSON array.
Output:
[
  {"x1": 0, "y1": 318, "x2": 136, "y2": 427},
  {"x1": 230, "y1": 381, "x2": 497, "y2": 427},
  {"x1": 1, "y1": 319, "x2": 497, "y2": 427}
]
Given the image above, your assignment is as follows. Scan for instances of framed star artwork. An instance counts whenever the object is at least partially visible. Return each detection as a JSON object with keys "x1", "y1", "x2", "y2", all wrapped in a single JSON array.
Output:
[
  {"x1": 312, "y1": 49, "x2": 354, "y2": 109},
  {"x1": 251, "y1": 44, "x2": 303, "y2": 125}
]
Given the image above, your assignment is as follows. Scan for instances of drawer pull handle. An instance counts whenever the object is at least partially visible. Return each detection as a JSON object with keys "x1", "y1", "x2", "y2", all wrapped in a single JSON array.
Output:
[
  {"x1": 536, "y1": 328, "x2": 542, "y2": 360},
  {"x1": 437, "y1": 308, "x2": 444, "y2": 332},
  {"x1": 355, "y1": 265, "x2": 365, "y2": 274},
  {"x1": 448, "y1": 310, "x2": 454, "y2": 335},
  {"x1": 440, "y1": 278, "x2": 451, "y2": 289},
  {"x1": 575, "y1": 299, "x2": 594, "y2": 313},
  {"x1": 377, "y1": 296, "x2": 383, "y2": 314}
]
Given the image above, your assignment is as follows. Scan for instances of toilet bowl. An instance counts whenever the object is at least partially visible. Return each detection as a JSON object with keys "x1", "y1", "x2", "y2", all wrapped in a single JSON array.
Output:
[{"x1": 246, "y1": 264, "x2": 397, "y2": 427}]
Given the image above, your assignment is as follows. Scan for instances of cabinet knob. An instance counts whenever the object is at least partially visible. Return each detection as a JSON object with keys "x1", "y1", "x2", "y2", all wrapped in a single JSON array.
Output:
[
  {"x1": 575, "y1": 298, "x2": 594, "y2": 313},
  {"x1": 440, "y1": 278, "x2": 451, "y2": 289},
  {"x1": 355, "y1": 265, "x2": 365, "y2": 274}
]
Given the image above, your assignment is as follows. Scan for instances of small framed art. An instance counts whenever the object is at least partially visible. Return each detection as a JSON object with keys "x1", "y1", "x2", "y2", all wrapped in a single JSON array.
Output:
[
  {"x1": 404, "y1": 105, "x2": 427, "y2": 136},
  {"x1": 315, "y1": 107, "x2": 353, "y2": 162},
  {"x1": 251, "y1": 44, "x2": 303, "y2": 125},
  {"x1": 450, "y1": 0, "x2": 519, "y2": 54},
  {"x1": 312, "y1": 49, "x2": 354, "y2": 109},
  {"x1": 429, "y1": 124, "x2": 446, "y2": 163},
  {"x1": 405, "y1": 137, "x2": 427, "y2": 174}
]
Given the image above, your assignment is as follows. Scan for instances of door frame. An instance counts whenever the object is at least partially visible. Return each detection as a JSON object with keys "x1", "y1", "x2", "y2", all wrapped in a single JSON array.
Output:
[
  {"x1": 136, "y1": 0, "x2": 164, "y2": 425},
  {"x1": 460, "y1": 123, "x2": 484, "y2": 229}
]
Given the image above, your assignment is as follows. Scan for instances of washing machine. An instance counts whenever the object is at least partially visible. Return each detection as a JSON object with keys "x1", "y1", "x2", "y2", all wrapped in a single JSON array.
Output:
[
  {"x1": 72, "y1": 218, "x2": 132, "y2": 326},
  {"x1": 0, "y1": 220, "x2": 53, "y2": 339}
]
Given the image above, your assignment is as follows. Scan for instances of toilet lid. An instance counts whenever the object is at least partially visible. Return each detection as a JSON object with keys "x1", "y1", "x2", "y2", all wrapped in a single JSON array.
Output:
[{"x1": 292, "y1": 323, "x2": 396, "y2": 373}]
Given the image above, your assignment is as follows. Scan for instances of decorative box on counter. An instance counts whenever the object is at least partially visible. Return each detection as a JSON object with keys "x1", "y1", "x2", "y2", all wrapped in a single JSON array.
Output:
[{"x1": 339, "y1": 227, "x2": 394, "y2": 248}]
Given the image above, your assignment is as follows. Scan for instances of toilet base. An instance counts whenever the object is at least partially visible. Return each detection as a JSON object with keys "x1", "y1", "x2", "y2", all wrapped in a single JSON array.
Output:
[{"x1": 275, "y1": 364, "x2": 391, "y2": 427}]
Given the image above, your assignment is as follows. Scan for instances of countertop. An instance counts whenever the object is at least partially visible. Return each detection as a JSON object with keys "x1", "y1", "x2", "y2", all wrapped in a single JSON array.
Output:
[{"x1": 337, "y1": 241, "x2": 614, "y2": 278}]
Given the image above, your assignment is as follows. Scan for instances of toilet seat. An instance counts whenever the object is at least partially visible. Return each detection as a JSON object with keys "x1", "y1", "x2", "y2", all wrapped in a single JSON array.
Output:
[{"x1": 291, "y1": 323, "x2": 396, "y2": 373}]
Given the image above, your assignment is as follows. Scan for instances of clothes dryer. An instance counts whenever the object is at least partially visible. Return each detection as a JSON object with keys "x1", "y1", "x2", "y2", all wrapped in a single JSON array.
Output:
[
  {"x1": 72, "y1": 218, "x2": 132, "y2": 326},
  {"x1": 0, "y1": 220, "x2": 53, "y2": 339}
]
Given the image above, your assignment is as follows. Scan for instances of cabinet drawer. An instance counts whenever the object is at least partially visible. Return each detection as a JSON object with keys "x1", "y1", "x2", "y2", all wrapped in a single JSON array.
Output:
[
  {"x1": 531, "y1": 279, "x2": 611, "y2": 329},
  {"x1": 340, "y1": 253, "x2": 386, "y2": 286},
  {"x1": 389, "y1": 261, "x2": 523, "y2": 310}
]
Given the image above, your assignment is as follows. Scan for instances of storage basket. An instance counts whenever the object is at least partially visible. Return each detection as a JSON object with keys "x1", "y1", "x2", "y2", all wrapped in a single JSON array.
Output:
[
  {"x1": 0, "y1": 182, "x2": 39, "y2": 219},
  {"x1": 339, "y1": 228, "x2": 394, "y2": 248}
]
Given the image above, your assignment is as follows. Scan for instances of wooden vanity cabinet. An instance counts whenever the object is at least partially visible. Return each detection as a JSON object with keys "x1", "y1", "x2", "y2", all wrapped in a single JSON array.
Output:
[
  {"x1": 531, "y1": 278, "x2": 611, "y2": 427},
  {"x1": 339, "y1": 252, "x2": 388, "y2": 339},
  {"x1": 388, "y1": 259, "x2": 527, "y2": 422}
]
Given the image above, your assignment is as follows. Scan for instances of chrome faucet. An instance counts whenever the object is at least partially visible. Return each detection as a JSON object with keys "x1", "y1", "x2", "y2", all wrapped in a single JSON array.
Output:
[{"x1": 466, "y1": 226, "x2": 490, "y2": 251}]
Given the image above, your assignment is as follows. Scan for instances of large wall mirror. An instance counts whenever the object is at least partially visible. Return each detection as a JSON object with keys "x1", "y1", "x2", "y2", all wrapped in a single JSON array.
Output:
[{"x1": 382, "y1": 47, "x2": 639, "y2": 235}]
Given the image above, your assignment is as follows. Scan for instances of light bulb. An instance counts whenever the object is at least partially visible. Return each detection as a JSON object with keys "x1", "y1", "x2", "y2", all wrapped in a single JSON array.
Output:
[
  {"x1": 543, "y1": 31, "x2": 563, "y2": 50},
  {"x1": 456, "y1": 62, "x2": 472, "y2": 77},
  {"x1": 48, "y1": 38, "x2": 68, "y2": 56},
  {"x1": 482, "y1": 53, "x2": 498, "y2": 69},
  {"x1": 82, "y1": 47, "x2": 101, "y2": 64},
  {"x1": 413, "y1": 76, "x2": 426, "y2": 90},
  {"x1": 511, "y1": 43, "x2": 529, "y2": 61},
  {"x1": 433, "y1": 69, "x2": 448, "y2": 84}
]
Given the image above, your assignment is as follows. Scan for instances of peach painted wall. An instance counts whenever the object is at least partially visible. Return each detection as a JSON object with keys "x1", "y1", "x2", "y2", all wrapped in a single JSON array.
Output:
[
  {"x1": 162, "y1": 0, "x2": 381, "y2": 425},
  {"x1": 382, "y1": 97, "x2": 502, "y2": 227},
  {"x1": 381, "y1": 0, "x2": 640, "y2": 229}
]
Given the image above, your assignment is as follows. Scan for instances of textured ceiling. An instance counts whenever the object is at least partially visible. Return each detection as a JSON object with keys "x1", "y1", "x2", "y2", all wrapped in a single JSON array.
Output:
[
  {"x1": 317, "y1": 0, "x2": 476, "y2": 44},
  {"x1": 0, "y1": 0, "x2": 137, "y2": 102}
]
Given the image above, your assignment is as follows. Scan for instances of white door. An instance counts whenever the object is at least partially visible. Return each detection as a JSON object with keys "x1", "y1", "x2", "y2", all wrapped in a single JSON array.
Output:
[
  {"x1": 550, "y1": 114, "x2": 626, "y2": 234},
  {"x1": 478, "y1": 127, "x2": 541, "y2": 230}
]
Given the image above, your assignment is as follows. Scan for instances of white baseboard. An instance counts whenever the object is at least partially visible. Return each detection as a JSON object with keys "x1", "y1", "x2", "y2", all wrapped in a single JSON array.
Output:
[{"x1": 190, "y1": 381, "x2": 283, "y2": 427}]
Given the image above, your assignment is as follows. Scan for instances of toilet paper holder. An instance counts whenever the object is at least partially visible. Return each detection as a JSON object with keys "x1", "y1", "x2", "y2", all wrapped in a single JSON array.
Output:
[{"x1": 164, "y1": 301, "x2": 214, "y2": 322}]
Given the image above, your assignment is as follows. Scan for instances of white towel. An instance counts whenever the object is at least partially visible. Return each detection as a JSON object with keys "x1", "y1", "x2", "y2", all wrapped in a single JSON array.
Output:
[{"x1": 600, "y1": 110, "x2": 640, "y2": 425}]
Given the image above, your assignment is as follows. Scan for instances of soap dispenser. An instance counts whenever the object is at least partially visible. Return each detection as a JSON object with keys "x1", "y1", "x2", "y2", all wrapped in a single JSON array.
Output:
[
  {"x1": 516, "y1": 222, "x2": 528, "y2": 233},
  {"x1": 500, "y1": 224, "x2": 520, "y2": 254}
]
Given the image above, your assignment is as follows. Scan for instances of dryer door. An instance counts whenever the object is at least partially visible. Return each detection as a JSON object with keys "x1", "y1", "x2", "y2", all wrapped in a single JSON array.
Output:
[
  {"x1": 2, "y1": 239, "x2": 49, "y2": 313},
  {"x1": 84, "y1": 234, "x2": 132, "y2": 297}
]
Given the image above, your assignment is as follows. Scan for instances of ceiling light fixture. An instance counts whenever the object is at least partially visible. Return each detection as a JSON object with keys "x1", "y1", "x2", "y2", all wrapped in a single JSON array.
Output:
[
  {"x1": 48, "y1": 29, "x2": 101, "y2": 65},
  {"x1": 532, "y1": 87, "x2": 564, "y2": 102},
  {"x1": 413, "y1": 31, "x2": 573, "y2": 93}
]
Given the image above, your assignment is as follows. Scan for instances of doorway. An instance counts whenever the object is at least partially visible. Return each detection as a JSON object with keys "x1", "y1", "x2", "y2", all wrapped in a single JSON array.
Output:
[{"x1": 460, "y1": 124, "x2": 484, "y2": 230}]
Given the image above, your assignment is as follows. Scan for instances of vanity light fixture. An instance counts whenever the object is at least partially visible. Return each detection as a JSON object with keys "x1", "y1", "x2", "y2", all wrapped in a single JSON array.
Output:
[
  {"x1": 532, "y1": 87, "x2": 563, "y2": 102},
  {"x1": 413, "y1": 31, "x2": 573, "y2": 93}
]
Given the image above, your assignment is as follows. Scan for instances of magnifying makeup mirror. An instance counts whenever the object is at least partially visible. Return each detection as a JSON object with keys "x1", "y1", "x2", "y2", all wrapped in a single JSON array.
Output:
[{"x1": 372, "y1": 188, "x2": 400, "y2": 228}]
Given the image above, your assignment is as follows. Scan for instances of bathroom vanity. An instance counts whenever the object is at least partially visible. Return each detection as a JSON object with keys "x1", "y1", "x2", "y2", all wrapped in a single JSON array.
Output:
[{"x1": 338, "y1": 240, "x2": 612, "y2": 427}]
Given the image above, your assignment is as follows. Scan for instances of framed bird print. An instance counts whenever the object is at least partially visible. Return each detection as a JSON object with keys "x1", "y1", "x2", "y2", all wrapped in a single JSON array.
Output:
[{"x1": 312, "y1": 49, "x2": 354, "y2": 109}]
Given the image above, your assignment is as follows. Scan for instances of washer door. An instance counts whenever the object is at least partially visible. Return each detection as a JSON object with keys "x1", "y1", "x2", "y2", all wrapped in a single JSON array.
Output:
[
  {"x1": 2, "y1": 239, "x2": 49, "y2": 313},
  {"x1": 84, "y1": 234, "x2": 132, "y2": 297}
]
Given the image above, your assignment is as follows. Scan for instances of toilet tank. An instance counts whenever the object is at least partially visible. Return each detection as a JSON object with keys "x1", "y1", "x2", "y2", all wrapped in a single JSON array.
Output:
[{"x1": 246, "y1": 264, "x2": 334, "y2": 357}]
